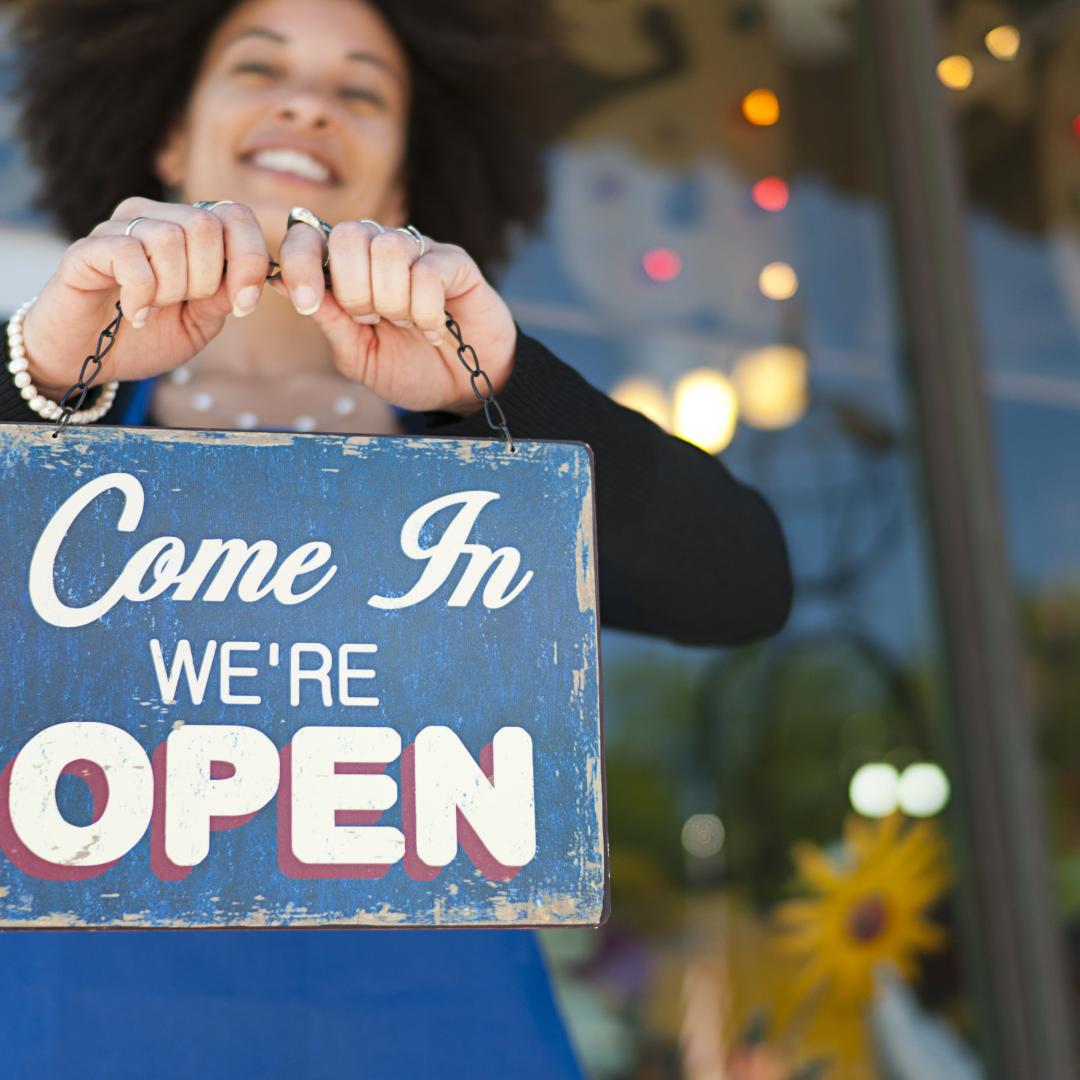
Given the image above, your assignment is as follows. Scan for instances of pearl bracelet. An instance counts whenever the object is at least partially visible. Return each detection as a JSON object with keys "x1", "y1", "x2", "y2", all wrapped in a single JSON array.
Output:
[{"x1": 7, "y1": 297, "x2": 119, "y2": 424}]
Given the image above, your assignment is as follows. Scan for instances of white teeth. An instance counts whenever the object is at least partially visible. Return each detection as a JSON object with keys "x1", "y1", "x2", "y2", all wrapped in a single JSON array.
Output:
[{"x1": 249, "y1": 148, "x2": 332, "y2": 183}]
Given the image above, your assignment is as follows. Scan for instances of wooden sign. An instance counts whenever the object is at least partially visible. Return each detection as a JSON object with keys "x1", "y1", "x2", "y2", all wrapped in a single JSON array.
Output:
[{"x1": 0, "y1": 425, "x2": 606, "y2": 928}]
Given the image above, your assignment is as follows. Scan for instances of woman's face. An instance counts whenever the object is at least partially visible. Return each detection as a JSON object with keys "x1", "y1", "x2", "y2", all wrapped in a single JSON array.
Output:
[{"x1": 155, "y1": 0, "x2": 410, "y2": 251}]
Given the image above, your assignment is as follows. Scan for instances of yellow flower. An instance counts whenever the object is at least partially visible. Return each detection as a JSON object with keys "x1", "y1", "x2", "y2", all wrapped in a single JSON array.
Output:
[{"x1": 773, "y1": 814, "x2": 952, "y2": 1005}]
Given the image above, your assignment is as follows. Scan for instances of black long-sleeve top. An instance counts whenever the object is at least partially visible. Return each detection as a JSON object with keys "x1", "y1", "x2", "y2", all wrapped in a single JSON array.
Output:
[{"x1": 0, "y1": 323, "x2": 793, "y2": 646}]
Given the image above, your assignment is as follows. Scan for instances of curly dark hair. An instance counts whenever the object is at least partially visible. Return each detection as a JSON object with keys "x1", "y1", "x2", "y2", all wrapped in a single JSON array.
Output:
[{"x1": 11, "y1": 0, "x2": 566, "y2": 275}]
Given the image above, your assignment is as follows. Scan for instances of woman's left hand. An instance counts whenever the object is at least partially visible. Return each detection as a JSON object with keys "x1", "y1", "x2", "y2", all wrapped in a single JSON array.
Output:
[{"x1": 268, "y1": 219, "x2": 516, "y2": 415}]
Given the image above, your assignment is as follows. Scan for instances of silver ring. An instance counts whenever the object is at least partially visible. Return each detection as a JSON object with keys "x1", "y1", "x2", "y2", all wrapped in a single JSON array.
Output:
[
  {"x1": 287, "y1": 206, "x2": 333, "y2": 267},
  {"x1": 359, "y1": 219, "x2": 385, "y2": 233},
  {"x1": 395, "y1": 224, "x2": 427, "y2": 257},
  {"x1": 124, "y1": 216, "x2": 149, "y2": 237},
  {"x1": 191, "y1": 199, "x2": 238, "y2": 213}
]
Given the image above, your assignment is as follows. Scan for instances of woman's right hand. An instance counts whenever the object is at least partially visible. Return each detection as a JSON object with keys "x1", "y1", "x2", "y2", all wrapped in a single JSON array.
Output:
[{"x1": 20, "y1": 197, "x2": 271, "y2": 397}]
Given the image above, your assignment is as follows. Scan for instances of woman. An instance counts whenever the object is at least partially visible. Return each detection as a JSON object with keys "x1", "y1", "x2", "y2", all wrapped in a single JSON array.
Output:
[{"x1": 0, "y1": 0, "x2": 793, "y2": 1075}]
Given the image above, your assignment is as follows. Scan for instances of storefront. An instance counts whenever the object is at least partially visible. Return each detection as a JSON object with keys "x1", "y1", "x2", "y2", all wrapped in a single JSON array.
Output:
[{"x1": 1, "y1": 1, "x2": 1077, "y2": 1076}]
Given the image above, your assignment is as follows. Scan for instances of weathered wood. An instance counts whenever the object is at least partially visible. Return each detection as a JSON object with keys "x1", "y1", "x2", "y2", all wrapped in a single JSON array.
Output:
[{"x1": 0, "y1": 424, "x2": 607, "y2": 928}]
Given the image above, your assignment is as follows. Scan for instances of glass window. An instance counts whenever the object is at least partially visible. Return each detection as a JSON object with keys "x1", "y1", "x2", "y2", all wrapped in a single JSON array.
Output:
[{"x1": 510, "y1": 3, "x2": 992, "y2": 1075}]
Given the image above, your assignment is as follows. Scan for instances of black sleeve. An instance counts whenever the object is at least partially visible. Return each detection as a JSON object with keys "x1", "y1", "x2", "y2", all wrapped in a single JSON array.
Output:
[{"x1": 406, "y1": 328, "x2": 794, "y2": 647}]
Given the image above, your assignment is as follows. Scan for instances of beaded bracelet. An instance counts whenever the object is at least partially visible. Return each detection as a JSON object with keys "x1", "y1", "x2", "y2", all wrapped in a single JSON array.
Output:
[{"x1": 6, "y1": 297, "x2": 119, "y2": 424}]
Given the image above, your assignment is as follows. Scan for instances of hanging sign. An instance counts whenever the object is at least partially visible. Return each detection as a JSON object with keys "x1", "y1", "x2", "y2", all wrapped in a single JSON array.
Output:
[{"x1": 0, "y1": 424, "x2": 606, "y2": 928}]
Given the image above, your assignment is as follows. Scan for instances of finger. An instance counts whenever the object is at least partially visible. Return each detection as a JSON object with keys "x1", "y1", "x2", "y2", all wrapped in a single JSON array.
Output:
[
  {"x1": 104, "y1": 198, "x2": 266, "y2": 314},
  {"x1": 96, "y1": 219, "x2": 190, "y2": 313},
  {"x1": 369, "y1": 230, "x2": 419, "y2": 326},
  {"x1": 408, "y1": 253, "x2": 449, "y2": 345},
  {"x1": 62, "y1": 234, "x2": 159, "y2": 328},
  {"x1": 326, "y1": 221, "x2": 380, "y2": 323},
  {"x1": 279, "y1": 221, "x2": 328, "y2": 315},
  {"x1": 214, "y1": 203, "x2": 271, "y2": 317}
]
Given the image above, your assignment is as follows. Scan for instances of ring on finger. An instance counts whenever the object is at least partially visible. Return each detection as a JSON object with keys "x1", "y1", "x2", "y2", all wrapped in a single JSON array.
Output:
[
  {"x1": 394, "y1": 224, "x2": 427, "y2": 257},
  {"x1": 287, "y1": 206, "x2": 333, "y2": 269},
  {"x1": 191, "y1": 199, "x2": 238, "y2": 213},
  {"x1": 359, "y1": 219, "x2": 385, "y2": 234},
  {"x1": 124, "y1": 216, "x2": 150, "y2": 237}
]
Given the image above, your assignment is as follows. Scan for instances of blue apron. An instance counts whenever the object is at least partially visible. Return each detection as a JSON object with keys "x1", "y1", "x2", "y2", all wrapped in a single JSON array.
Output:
[{"x1": 0, "y1": 378, "x2": 584, "y2": 1080}]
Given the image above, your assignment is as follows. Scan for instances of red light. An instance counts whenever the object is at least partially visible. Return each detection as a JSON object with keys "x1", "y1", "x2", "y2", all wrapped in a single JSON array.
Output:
[
  {"x1": 751, "y1": 176, "x2": 790, "y2": 212},
  {"x1": 1073, "y1": 115, "x2": 1080, "y2": 139},
  {"x1": 642, "y1": 247, "x2": 682, "y2": 282}
]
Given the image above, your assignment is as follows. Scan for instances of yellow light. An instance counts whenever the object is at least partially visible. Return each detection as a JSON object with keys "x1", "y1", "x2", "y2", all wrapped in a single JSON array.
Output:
[
  {"x1": 758, "y1": 261, "x2": 799, "y2": 300},
  {"x1": 732, "y1": 345, "x2": 809, "y2": 429},
  {"x1": 936, "y1": 55, "x2": 973, "y2": 90},
  {"x1": 672, "y1": 368, "x2": 738, "y2": 454},
  {"x1": 741, "y1": 88, "x2": 780, "y2": 127},
  {"x1": 984, "y1": 24, "x2": 1020, "y2": 61},
  {"x1": 610, "y1": 376, "x2": 671, "y2": 431}
]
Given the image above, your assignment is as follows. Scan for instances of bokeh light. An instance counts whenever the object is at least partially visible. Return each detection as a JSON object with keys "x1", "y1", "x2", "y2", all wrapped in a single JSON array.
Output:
[
  {"x1": 984, "y1": 24, "x2": 1021, "y2": 61},
  {"x1": 672, "y1": 368, "x2": 738, "y2": 454},
  {"x1": 731, "y1": 345, "x2": 809, "y2": 429},
  {"x1": 758, "y1": 261, "x2": 799, "y2": 300},
  {"x1": 681, "y1": 813, "x2": 726, "y2": 859},
  {"x1": 610, "y1": 376, "x2": 672, "y2": 431},
  {"x1": 642, "y1": 247, "x2": 682, "y2": 283},
  {"x1": 741, "y1": 88, "x2": 780, "y2": 127},
  {"x1": 897, "y1": 763, "x2": 951, "y2": 817},
  {"x1": 849, "y1": 763, "x2": 900, "y2": 818},
  {"x1": 936, "y1": 55, "x2": 974, "y2": 90},
  {"x1": 751, "y1": 176, "x2": 790, "y2": 212}
]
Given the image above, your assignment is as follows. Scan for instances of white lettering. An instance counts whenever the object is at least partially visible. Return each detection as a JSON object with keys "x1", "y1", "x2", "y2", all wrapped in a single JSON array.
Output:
[
  {"x1": 413, "y1": 726, "x2": 536, "y2": 868},
  {"x1": 369, "y1": 491, "x2": 533, "y2": 610},
  {"x1": 164, "y1": 725, "x2": 279, "y2": 867},
  {"x1": 289, "y1": 727, "x2": 403, "y2": 865},
  {"x1": 9, "y1": 722, "x2": 152, "y2": 867},
  {"x1": 29, "y1": 473, "x2": 338, "y2": 628},
  {"x1": 149, "y1": 639, "x2": 218, "y2": 705}
]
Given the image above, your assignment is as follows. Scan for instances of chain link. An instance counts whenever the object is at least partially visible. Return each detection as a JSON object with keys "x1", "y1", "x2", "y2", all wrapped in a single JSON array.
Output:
[
  {"x1": 54, "y1": 219, "x2": 515, "y2": 450},
  {"x1": 51, "y1": 301, "x2": 123, "y2": 439},
  {"x1": 443, "y1": 313, "x2": 514, "y2": 452}
]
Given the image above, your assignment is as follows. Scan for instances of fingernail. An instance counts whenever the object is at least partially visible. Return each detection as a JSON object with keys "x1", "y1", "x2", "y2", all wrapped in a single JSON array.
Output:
[
  {"x1": 292, "y1": 285, "x2": 319, "y2": 315},
  {"x1": 132, "y1": 307, "x2": 151, "y2": 329},
  {"x1": 392, "y1": 319, "x2": 413, "y2": 329},
  {"x1": 352, "y1": 314, "x2": 380, "y2": 324},
  {"x1": 424, "y1": 330, "x2": 444, "y2": 346},
  {"x1": 232, "y1": 285, "x2": 260, "y2": 318}
]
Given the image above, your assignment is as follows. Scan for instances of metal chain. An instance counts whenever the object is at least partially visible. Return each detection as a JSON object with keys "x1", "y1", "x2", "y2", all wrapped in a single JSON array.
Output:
[
  {"x1": 443, "y1": 312, "x2": 514, "y2": 452},
  {"x1": 50, "y1": 301, "x2": 123, "y2": 438},
  {"x1": 53, "y1": 231, "x2": 515, "y2": 450}
]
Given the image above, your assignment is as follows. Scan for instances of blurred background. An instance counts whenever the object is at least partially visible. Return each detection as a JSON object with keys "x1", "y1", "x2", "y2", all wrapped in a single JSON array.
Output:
[{"x1": 3, "y1": 0, "x2": 1080, "y2": 1077}]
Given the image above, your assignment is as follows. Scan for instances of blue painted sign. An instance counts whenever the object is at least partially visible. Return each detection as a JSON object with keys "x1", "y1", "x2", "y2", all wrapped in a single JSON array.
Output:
[{"x1": 0, "y1": 425, "x2": 606, "y2": 928}]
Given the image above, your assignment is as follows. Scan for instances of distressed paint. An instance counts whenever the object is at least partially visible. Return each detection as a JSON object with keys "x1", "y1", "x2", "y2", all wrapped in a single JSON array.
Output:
[{"x1": 0, "y1": 424, "x2": 607, "y2": 928}]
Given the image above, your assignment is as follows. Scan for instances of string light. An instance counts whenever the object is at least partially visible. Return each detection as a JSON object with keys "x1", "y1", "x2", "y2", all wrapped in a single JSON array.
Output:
[
  {"x1": 611, "y1": 376, "x2": 672, "y2": 431},
  {"x1": 849, "y1": 763, "x2": 899, "y2": 818},
  {"x1": 751, "y1": 176, "x2": 789, "y2": 212},
  {"x1": 732, "y1": 345, "x2": 808, "y2": 429},
  {"x1": 741, "y1": 88, "x2": 780, "y2": 127},
  {"x1": 672, "y1": 369, "x2": 738, "y2": 453},
  {"x1": 642, "y1": 247, "x2": 682, "y2": 283},
  {"x1": 758, "y1": 261, "x2": 799, "y2": 300},
  {"x1": 897, "y1": 764, "x2": 950, "y2": 817},
  {"x1": 984, "y1": 24, "x2": 1021, "y2": 61},
  {"x1": 936, "y1": 55, "x2": 974, "y2": 90}
]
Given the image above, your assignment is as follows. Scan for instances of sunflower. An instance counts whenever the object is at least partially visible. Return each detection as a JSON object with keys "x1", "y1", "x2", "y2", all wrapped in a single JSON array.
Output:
[{"x1": 773, "y1": 814, "x2": 952, "y2": 1005}]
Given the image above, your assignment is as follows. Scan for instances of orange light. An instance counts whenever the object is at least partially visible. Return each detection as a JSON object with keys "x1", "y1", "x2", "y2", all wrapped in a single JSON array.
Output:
[
  {"x1": 936, "y1": 55, "x2": 973, "y2": 90},
  {"x1": 741, "y1": 88, "x2": 780, "y2": 127},
  {"x1": 751, "y1": 177, "x2": 789, "y2": 212},
  {"x1": 984, "y1": 25, "x2": 1020, "y2": 61}
]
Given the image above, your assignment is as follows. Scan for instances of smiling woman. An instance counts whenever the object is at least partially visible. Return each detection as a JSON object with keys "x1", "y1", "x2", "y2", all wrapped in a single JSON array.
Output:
[{"x1": 0, "y1": 0, "x2": 793, "y2": 1075}]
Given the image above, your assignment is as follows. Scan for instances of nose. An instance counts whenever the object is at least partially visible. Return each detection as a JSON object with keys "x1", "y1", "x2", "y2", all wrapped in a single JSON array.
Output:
[{"x1": 273, "y1": 92, "x2": 334, "y2": 130}]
